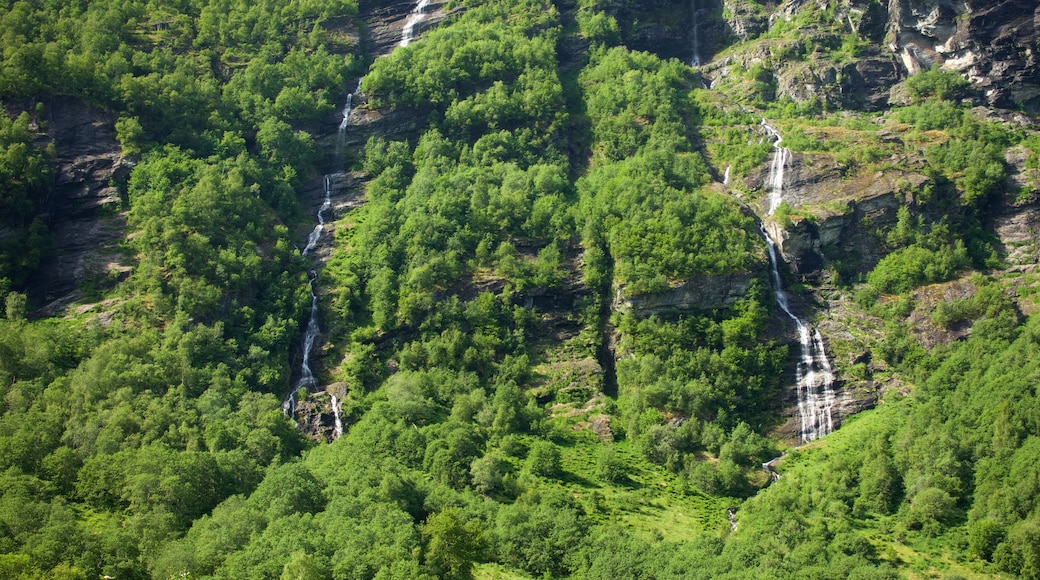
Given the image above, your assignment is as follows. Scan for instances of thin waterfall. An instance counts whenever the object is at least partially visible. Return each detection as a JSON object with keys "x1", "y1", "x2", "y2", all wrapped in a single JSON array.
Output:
[
  {"x1": 690, "y1": 0, "x2": 701, "y2": 66},
  {"x1": 331, "y1": 394, "x2": 343, "y2": 439},
  {"x1": 285, "y1": 0, "x2": 433, "y2": 432},
  {"x1": 761, "y1": 119, "x2": 836, "y2": 443},
  {"x1": 302, "y1": 175, "x2": 332, "y2": 256},
  {"x1": 337, "y1": 77, "x2": 364, "y2": 154},
  {"x1": 282, "y1": 268, "x2": 320, "y2": 417},
  {"x1": 400, "y1": 0, "x2": 432, "y2": 47},
  {"x1": 282, "y1": 81, "x2": 363, "y2": 442},
  {"x1": 722, "y1": 165, "x2": 731, "y2": 185},
  {"x1": 762, "y1": 119, "x2": 789, "y2": 216}
]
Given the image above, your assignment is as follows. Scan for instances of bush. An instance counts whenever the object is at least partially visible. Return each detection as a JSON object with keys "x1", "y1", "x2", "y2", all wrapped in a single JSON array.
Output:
[
  {"x1": 526, "y1": 441, "x2": 562, "y2": 477},
  {"x1": 595, "y1": 445, "x2": 627, "y2": 483},
  {"x1": 906, "y1": 66, "x2": 971, "y2": 103}
]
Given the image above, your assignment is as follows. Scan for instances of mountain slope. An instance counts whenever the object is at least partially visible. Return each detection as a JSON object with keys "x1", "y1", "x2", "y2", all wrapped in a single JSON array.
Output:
[{"x1": 1, "y1": 0, "x2": 1039, "y2": 578}]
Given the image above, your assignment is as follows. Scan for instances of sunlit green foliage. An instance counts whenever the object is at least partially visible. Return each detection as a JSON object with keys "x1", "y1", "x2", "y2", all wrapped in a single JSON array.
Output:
[{"x1": 1, "y1": 0, "x2": 1038, "y2": 577}]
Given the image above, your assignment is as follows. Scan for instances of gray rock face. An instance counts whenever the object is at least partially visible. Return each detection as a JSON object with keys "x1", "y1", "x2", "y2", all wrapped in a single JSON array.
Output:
[
  {"x1": 993, "y1": 145, "x2": 1040, "y2": 267},
  {"x1": 612, "y1": 270, "x2": 758, "y2": 317},
  {"x1": 840, "y1": 57, "x2": 904, "y2": 111},
  {"x1": 887, "y1": 0, "x2": 1040, "y2": 112},
  {"x1": 723, "y1": 0, "x2": 768, "y2": 42},
  {"x1": 749, "y1": 151, "x2": 926, "y2": 277},
  {"x1": 15, "y1": 96, "x2": 132, "y2": 314}
]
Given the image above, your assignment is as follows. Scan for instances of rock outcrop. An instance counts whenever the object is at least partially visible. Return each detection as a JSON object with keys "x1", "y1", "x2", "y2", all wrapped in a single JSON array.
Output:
[
  {"x1": 750, "y1": 152, "x2": 927, "y2": 277},
  {"x1": 612, "y1": 270, "x2": 758, "y2": 317},
  {"x1": 887, "y1": 0, "x2": 1040, "y2": 112},
  {"x1": 294, "y1": 385, "x2": 349, "y2": 443},
  {"x1": 993, "y1": 144, "x2": 1040, "y2": 268},
  {"x1": 10, "y1": 96, "x2": 132, "y2": 315}
]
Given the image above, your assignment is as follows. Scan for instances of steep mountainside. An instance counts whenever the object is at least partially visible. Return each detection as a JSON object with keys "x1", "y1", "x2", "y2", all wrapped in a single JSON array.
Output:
[{"x1": 2, "y1": 0, "x2": 1040, "y2": 578}]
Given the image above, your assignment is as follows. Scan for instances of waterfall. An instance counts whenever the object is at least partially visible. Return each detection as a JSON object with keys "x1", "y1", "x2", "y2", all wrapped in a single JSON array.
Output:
[
  {"x1": 282, "y1": 270, "x2": 321, "y2": 418},
  {"x1": 336, "y1": 78, "x2": 364, "y2": 157},
  {"x1": 400, "y1": 0, "x2": 432, "y2": 47},
  {"x1": 760, "y1": 120, "x2": 836, "y2": 443},
  {"x1": 331, "y1": 394, "x2": 343, "y2": 439},
  {"x1": 283, "y1": 81, "x2": 362, "y2": 427},
  {"x1": 762, "y1": 119, "x2": 789, "y2": 216},
  {"x1": 297, "y1": 271, "x2": 321, "y2": 389},
  {"x1": 301, "y1": 176, "x2": 332, "y2": 256},
  {"x1": 690, "y1": 0, "x2": 701, "y2": 66},
  {"x1": 722, "y1": 165, "x2": 731, "y2": 185}
]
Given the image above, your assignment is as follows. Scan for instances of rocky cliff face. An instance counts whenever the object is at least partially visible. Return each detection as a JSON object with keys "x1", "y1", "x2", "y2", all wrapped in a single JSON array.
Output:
[
  {"x1": 749, "y1": 152, "x2": 926, "y2": 278},
  {"x1": 10, "y1": 96, "x2": 132, "y2": 315},
  {"x1": 612, "y1": 270, "x2": 759, "y2": 317},
  {"x1": 994, "y1": 142, "x2": 1040, "y2": 272},
  {"x1": 712, "y1": 0, "x2": 1040, "y2": 112},
  {"x1": 887, "y1": 0, "x2": 1040, "y2": 112}
]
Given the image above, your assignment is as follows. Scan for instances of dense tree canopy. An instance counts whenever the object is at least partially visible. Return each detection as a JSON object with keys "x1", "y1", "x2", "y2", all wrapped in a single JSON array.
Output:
[{"x1": 1, "y1": 0, "x2": 1039, "y2": 578}]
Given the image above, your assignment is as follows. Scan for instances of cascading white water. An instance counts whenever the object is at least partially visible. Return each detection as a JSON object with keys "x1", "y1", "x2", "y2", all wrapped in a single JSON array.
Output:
[
  {"x1": 400, "y1": 0, "x2": 432, "y2": 47},
  {"x1": 336, "y1": 78, "x2": 364, "y2": 161},
  {"x1": 761, "y1": 120, "x2": 836, "y2": 443},
  {"x1": 298, "y1": 271, "x2": 321, "y2": 387},
  {"x1": 690, "y1": 0, "x2": 701, "y2": 67},
  {"x1": 722, "y1": 165, "x2": 731, "y2": 186},
  {"x1": 282, "y1": 82, "x2": 361, "y2": 441},
  {"x1": 338, "y1": 77, "x2": 364, "y2": 132},
  {"x1": 285, "y1": 0, "x2": 432, "y2": 434},
  {"x1": 302, "y1": 175, "x2": 333, "y2": 256},
  {"x1": 762, "y1": 119, "x2": 789, "y2": 216},
  {"x1": 331, "y1": 394, "x2": 343, "y2": 439}
]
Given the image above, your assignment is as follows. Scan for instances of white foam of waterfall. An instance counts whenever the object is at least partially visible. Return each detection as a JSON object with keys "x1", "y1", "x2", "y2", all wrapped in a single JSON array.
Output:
[
  {"x1": 690, "y1": 0, "x2": 701, "y2": 66},
  {"x1": 400, "y1": 0, "x2": 432, "y2": 47},
  {"x1": 722, "y1": 165, "x2": 731, "y2": 185},
  {"x1": 302, "y1": 175, "x2": 333, "y2": 256},
  {"x1": 761, "y1": 119, "x2": 789, "y2": 216},
  {"x1": 759, "y1": 120, "x2": 836, "y2": 443},
  {"x1": 338, "y1": 76, "x2": 364, "y2": 134},
  {"x1": 331, "y1": 394, "x2": 343, "y2": 439},
  {"x1": 762, "y1": 229, "x2": 835, "y2": 442}
]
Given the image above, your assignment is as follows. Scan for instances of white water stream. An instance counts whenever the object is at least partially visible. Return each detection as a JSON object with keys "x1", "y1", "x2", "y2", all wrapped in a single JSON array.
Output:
[
  {"x1": 762, "y1": 119, "x2": 789, "y2": 216},
  {"x1": 331, "y1": 394, "x2": 343, "y2": 439},
  {"x1": 761, "y1": 119, "x2": 836, "y2": 443},
  {"x1": 284, "y1": 1, "x2": 431, "y2": 436},
  {"x1": 281, "y1": 80, "x2": 364, "y2": 438},
  {"x1": 690, "y1": 0, "x2": 701, "y2": 66},
  {"x1": 400, "y1": 0, "x2": 431, "y2": 47}
]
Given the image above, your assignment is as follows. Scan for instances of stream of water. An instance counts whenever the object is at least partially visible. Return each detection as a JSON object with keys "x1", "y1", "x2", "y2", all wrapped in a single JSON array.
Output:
[
  {"x1": 690, "y1": 0, "x2": 701, "y2": 66},
  {"x1": 400, "y1": 0, "x2": 431, "y2": 47},
  {"x1": 283, "y1": 0, "x2": 432, "y2": 436},
  {"x1": 281, "y1": 86, "x2": 361, "y2": 430},
  {"x1": 761, "y1": 120, "x2": 836, "y2": 443}
]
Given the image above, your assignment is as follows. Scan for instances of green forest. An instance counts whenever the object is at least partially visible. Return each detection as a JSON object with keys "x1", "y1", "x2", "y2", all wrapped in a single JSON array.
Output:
[{"x1": 2, "y1": 0, "x2": 1040, "y2": 577}]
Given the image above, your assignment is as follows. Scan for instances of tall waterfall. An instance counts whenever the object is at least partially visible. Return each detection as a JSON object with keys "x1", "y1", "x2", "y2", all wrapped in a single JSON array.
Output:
[
  {"x1": 284, "y1": 0, "x2": 433, "y2": 434},
  {"x1": 690, "y1": 0, "x2": 701, "y2": 66},
  {"x1": 761, "y1": 120, "x2": 836, "y2": 443},
  {"x1": 282, "y1": 82, "x2": 363, "y2": 439},
  {"x1": 400, "y1": 0, "x2": 432, "y2": 47}
]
